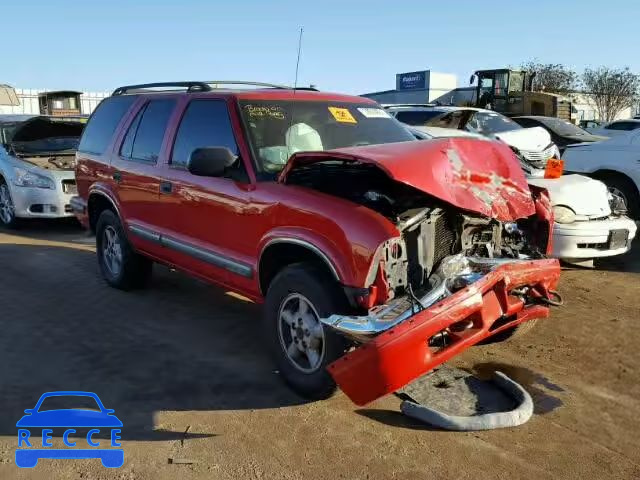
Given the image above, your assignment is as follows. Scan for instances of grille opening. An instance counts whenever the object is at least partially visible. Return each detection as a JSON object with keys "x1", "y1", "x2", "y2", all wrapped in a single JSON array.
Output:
[
  {"x1": 433, "y1": 213, "x2": 456, "y2": 267},
  {"x1": 577, "y1": 242, "x2": 608, "y2": 250}
]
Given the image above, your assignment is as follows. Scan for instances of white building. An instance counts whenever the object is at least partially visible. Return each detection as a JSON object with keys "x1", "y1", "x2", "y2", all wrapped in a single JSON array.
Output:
[{"x1": 362, "y1": 70, "x2": 458, "y2": 105}]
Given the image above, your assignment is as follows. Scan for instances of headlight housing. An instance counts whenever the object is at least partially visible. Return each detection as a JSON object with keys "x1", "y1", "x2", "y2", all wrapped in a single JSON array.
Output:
[
  {"x1": 553, "y1": 205, "x2": 576, "y2": 224},
  {"x1": 13, "y1": 167, "x2": 55, "y2": 189}
]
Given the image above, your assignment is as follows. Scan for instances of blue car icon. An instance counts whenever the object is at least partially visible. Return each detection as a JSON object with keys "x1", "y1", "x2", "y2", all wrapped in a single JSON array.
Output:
[{"x1": 16, "y1": 391, "x2": 123, "y2": 468}]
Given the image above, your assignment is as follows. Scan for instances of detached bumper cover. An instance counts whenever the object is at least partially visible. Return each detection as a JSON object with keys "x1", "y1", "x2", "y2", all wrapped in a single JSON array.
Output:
[{"x1": 327, "y1": 259, "x2": 560, "y2": 406}]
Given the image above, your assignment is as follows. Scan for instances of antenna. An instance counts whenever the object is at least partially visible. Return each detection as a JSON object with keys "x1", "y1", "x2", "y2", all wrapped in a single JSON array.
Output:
[
  {"x1": 287, "y1": 28, "x2": 304, "y2": 159},
  {"x1": 293, "y1": 27, "x2": 303, "y2": 90}
]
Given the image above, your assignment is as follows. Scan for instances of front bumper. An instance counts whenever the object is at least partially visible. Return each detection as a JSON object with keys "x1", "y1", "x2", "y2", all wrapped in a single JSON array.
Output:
[
  {"x1": 11, "y1": 183, "x2": 76, "y2": 219},
  {"x1": 551, "y1": 216, "x2": 637, "y2": 260},
  {"x1": 327, "y1": 258, "x2": 560, "y2": 406}
]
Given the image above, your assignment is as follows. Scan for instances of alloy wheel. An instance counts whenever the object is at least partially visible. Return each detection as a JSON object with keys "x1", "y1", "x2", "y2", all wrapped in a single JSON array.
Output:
[
  {"x1": 0, "y1": 184, "x2": 15, "y2": 225},
  {"x1": 277, "y1": 293, "x2": 326, "y2": 373},
  {"x1": 102, "y1": 226, "x2": 123, "y2": 277}
]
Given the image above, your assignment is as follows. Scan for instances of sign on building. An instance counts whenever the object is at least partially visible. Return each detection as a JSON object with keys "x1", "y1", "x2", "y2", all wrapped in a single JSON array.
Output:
[{"x1": 396, "y1": 71, "x2": 427, "y2": 91}]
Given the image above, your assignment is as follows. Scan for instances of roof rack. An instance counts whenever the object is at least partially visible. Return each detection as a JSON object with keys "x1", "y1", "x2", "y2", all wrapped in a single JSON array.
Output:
[{"x1": 112, "y1": 81, "x2": 318, "y2": 96}]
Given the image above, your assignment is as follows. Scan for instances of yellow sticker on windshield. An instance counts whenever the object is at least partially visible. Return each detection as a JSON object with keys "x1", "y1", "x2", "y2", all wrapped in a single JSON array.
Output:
[{"x1": 328, "y1": 107, "x2": 357, "y2": 124}]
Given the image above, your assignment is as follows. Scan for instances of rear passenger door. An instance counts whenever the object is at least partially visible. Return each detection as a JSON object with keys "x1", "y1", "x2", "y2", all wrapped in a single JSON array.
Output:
[{"x1": 111, "y1": 97, "x2": 177, "y2": 254}]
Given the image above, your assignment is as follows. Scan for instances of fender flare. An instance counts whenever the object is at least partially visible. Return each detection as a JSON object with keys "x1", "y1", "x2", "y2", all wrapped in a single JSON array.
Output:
[
  {"x1": 87, "y1": 186, "x2": 123, "y2": 225},
  {"x1": 257, "y1": 233, "x2": 352, "y2": 296}
]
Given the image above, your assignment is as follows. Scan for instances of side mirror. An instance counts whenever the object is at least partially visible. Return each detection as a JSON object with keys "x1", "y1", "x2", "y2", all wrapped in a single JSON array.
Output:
[
  {"x1": 187, "y1": 147, "x2": 237, "y2": 177},
  {"x1": 469, "y1": 74, "x2": 476, "y2": 85},
  {"x1": 24, "y1": 409, "x2": 33, "y2": 414}
]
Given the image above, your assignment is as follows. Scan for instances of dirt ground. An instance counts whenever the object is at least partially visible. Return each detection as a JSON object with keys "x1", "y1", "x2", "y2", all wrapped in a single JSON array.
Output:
[{"x1": 0, "y1": 220, "x2": 639, "y2": 480}]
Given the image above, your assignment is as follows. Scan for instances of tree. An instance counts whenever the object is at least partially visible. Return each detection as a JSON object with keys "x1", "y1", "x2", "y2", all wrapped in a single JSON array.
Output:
[
  {"x1": 520, "y1": 61, "x2": 579, "y2": 94},
  {"x1": 582, "y1": 67, "x2": 640, "y2": 122}
]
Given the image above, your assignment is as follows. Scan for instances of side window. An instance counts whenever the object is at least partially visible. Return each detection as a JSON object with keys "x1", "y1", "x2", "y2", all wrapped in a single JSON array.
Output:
[
  {"x1": 171, "y1": 100, "x2": 239, "y2": 168},
  {"x1": 121, "y1": 99, "x2": 175, "y2": 163},
  {"x1": 431, "y1": 111, "x2": 465, "y2": 130},
  {"x1": 79, "y1": 96, "x2": 137, "y2": 154},
  {"x1": 394, "y1": 110, "x2": 441, "y2": 126},
  {"x1": 120, "y1": 108, "x2": 143, "y2": 159},
  {"x1": 515, "y1": 118, "x2": 535, "y2": 128},
  {"x1": 606, "y1": 121, "x2": 635, "y2": 131}
]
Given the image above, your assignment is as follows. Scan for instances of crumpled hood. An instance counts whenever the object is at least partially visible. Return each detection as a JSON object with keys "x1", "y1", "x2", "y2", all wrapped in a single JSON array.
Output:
[
  {"x1": 493, "y1": 126, "x2": 552, "y2": 151},
  {"x1": 280, "y1": 138, "x2": 535, "y2": 221},
  {"x1": 528, "y1": 174, "x2": 611, "y2": 217}
]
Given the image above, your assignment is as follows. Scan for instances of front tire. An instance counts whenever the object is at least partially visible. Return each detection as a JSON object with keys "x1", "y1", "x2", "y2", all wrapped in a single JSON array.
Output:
[
  {"x1": 0, "y1": 180, "x2": 19, "y2": 228},
  {"x1": 95, "y1": 210, "x2": 152, "y2": 290},
  {"x1": 264, "y1": 263, "x2": 350, "y2": 400}
]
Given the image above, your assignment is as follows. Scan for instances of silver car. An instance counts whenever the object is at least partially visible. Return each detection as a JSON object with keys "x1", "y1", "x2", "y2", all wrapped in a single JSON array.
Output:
[{"x1": 0, "y1": 115, "x2": 85, "y2": 227}]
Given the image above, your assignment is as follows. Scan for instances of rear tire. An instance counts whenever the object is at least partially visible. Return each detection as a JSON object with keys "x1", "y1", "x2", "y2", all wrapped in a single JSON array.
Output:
[
  {"x1": 95, "y1": 210, "x2": 152, "y2": 290},
  {"x1": 264, "y1": 262, "x2": 350, "y2": 400}
]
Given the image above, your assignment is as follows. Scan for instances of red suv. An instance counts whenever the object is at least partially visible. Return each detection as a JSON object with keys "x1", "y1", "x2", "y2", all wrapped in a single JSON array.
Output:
[{"x1": 72, "y1": 81, "x2": 560, "y2": 405}]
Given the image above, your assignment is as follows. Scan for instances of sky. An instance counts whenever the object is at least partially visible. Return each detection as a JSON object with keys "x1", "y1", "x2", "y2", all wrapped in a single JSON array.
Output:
[{"x1": 3, "y1": 0, "x2": 637, "y2": 95}]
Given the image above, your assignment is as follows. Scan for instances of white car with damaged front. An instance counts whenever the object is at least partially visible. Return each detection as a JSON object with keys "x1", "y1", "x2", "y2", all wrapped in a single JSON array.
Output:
[
  {"x1": 0, "y1": 115, "x2": 84, "y2": 227},
  {"x1": 409, "y1": 125, "x2": 637, "y2": 265},
  {"x1": 386, "y1": 105, "x2": 561, "y2": 169}
]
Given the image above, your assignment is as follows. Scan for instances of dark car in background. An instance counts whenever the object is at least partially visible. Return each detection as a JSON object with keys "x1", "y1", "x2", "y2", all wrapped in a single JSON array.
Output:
[{"x1": 514, "y1": 116, "x2": 608, "y2": 152}]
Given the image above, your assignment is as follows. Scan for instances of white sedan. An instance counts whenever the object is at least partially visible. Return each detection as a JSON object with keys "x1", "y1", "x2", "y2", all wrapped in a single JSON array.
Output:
[
  {"x1": 562, "y1": 128, "x2": 640, "y2": 220},
  {"x1": 410, "y1": 126, "x2": 637, "y2": 265},
  {"x1": 0, "y1": 115, "x2": 85, "y2": 227},
  {"x1": 586, "y1": 119, "x2": 640, "y2": 138}
]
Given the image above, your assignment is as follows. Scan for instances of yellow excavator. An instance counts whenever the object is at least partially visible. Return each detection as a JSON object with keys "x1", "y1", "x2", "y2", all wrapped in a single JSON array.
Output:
[{"x1": 468, "y1": 69, "x2": 572, "y2": 121}]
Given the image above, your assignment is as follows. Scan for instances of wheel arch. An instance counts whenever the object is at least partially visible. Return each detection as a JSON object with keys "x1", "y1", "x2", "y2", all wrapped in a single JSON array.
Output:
[
  {"x1": 591, "y1": 169, "x2": 640, "y2": 193},
  {"x1": 87, "y1": 189, "x2": 121, "y2": 233},
  {"x1": 258, "y1": 238, "x2": 342, "y2": 296}
]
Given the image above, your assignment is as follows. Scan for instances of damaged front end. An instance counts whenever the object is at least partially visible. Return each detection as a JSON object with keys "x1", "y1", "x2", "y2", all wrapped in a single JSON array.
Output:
[{"x1": 282, "y1": 138, "x2": 561, "y2": 405}]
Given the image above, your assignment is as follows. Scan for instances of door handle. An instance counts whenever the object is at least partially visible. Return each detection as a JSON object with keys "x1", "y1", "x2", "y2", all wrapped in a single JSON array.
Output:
[
  {"x1": 112, "y1": 171, "x2": 122, "y2": 183},
  {"x1": 160, "y1": 181, "x2": 173, "y2": 194}
]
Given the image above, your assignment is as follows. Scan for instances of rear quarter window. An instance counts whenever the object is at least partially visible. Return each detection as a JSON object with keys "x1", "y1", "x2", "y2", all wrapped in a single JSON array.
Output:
[{"x1": 78, "y1": 96, "x2": 137, "y2": 155}]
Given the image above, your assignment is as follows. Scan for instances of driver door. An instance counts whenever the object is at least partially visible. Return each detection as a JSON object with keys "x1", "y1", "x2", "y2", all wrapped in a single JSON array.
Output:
[{"x1": 155, "y1": 98, "x2": 255, "y2": 286}]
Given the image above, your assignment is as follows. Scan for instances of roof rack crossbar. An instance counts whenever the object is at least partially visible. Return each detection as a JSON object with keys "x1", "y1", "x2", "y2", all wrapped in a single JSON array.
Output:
[
  {"x1": 112, "y1": 81, "x2": 319, "y2": 96},
  {"x1": 112, "y1": 82, "x2": 212, "y2": 96},
  {"x1": 205, "y1": 80, "x2": 289, "y2": 89}
]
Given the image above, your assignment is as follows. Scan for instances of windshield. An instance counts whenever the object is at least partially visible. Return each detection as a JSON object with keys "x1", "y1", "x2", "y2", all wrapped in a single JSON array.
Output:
[
  {"x1": 239, "y1": 100, "x2": 414, "y2": 174},
  {"x1": 37, "y1": 395, "x2": 101, "y2": 412},
  {"x1": 541, "y1": 118, "x2": 590, "y2": 136},
  {"x1": 465, "y1": 111, "x2": 522, "y2": 135}
]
